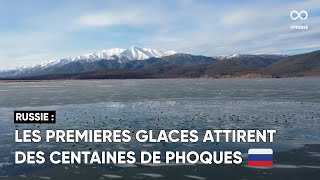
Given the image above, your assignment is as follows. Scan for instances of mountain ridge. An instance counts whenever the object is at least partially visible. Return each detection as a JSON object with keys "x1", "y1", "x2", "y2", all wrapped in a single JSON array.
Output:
[
  {"x1": 0, "y1": 49, "x2": 319, "y2": 79},
  {"x1": 0, "y1": 46, "x2": 177, "y2": 77}
]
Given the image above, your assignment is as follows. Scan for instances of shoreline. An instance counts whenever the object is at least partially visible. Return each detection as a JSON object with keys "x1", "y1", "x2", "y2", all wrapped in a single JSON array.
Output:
[{"x1": 0, "y1": 75, "x2": 320, "y2": 83}]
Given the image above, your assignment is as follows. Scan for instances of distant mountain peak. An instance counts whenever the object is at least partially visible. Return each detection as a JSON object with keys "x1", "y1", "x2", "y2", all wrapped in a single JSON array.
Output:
[{"x1": 217, "y1": 54, "x2": 285, "y2": 60}]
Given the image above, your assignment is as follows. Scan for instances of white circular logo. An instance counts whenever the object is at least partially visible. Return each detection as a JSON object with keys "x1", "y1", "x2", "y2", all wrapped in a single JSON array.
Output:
[{"x1": 290, "y1": 10, "x2": 308, "y2": 20}]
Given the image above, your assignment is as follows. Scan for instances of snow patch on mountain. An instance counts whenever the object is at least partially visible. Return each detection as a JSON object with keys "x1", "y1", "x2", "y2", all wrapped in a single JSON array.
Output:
[{"x1": 217, "y1": 54, "x2": 285, "y2": 60}]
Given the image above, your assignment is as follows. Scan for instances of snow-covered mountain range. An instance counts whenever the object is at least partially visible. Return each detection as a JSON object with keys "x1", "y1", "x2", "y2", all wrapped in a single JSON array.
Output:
[
  {"x1": 0, "y1": 46, "x2": 177, "y2": 77},
  {"x1": 64, "y1": 46, "x2": 177, "y2": 62},
  {"x1": 0, "y1": 46, "x2": 289, "y2": 79}
]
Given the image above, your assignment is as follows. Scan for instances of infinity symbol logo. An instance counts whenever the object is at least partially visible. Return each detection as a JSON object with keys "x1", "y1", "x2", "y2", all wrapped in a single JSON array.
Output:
[{"x1": 290, "y1": 10, "x2": 308, "y2": 20}]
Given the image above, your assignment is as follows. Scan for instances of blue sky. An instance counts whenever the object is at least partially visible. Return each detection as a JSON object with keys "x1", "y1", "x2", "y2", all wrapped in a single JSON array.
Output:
[{"x1": 0, "y1": 0, "x2": 319, "y2": 69}]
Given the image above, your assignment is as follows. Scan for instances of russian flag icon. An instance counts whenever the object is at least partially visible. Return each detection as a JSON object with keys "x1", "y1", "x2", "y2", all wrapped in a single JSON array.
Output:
[{"x1": 248, "y1": 148, "x2": 273, "y2": 167}]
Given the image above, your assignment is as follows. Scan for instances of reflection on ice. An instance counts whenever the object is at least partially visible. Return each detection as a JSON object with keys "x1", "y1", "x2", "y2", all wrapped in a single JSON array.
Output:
[
  {"x1": 138, "y1": 173, "x2": 164, "y2": 178},
  {"x1": 184, "y1": 175, "x2": 206, "y2": 180},
  {"x1": 102, "y1": 174, "x2": 122, "y2": 179}
]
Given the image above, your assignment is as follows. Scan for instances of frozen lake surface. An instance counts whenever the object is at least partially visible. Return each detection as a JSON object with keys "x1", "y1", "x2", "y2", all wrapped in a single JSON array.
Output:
[{"x1": 0, "y1": 78, "x2": 319, "y2": 179}]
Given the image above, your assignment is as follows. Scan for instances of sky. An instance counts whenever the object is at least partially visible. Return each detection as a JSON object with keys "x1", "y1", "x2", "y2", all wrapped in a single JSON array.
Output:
[{"x1": 0, "y1": 0, "x2": 319, "y2": 69}]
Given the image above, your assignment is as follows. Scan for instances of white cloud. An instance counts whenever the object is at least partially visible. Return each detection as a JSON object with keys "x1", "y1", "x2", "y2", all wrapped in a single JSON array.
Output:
[
  {"x1": 74, "y1": 11, "x2": 148, "y2": 27},
  {"x1": 221, "y1": 10, "x2": 259, "y2": 26}
]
